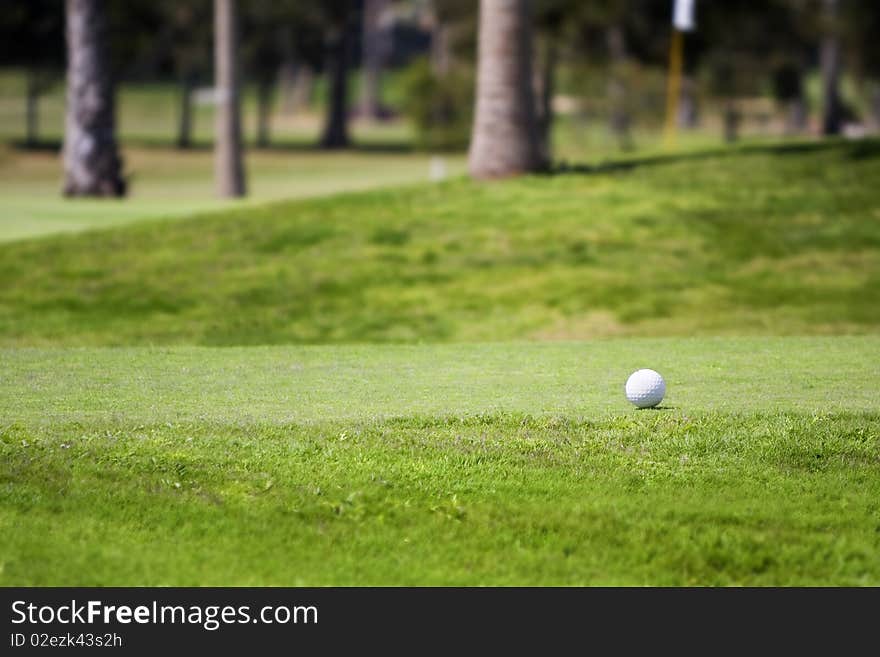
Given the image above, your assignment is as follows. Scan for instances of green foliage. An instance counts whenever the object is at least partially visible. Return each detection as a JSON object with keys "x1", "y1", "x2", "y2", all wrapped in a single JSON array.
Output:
[
  {"x1": 0, "y1": 0, "x2": 64, "y2": 69},
  {"x1": 772, "y1": 63, "x2": 804, "y2": 103},
  {"x1": 399, "y1": 57, "x2": 474, "y2": 151},
  {"x1": 1, "y1": 338, "x2": 878, "y2": 585},
  {"x1": 561, "y1": 60, "x2": 668, "y2": 129},
  {"x1": 2, "y1": 141, "x2": 880, "y2": 345}
]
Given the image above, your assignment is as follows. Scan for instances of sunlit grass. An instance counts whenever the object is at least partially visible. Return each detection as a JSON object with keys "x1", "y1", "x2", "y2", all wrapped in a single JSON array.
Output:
[
  {"x1": 1, "y1": 139, "x2": 878, "y2": 344},
  {"x1": 1, "y1": 338, "x2": 878, "y2": 585}
]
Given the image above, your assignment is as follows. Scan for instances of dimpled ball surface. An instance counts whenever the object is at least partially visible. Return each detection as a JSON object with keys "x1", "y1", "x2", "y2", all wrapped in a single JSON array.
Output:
[{"x1": 625, "y1": 369, "x2": 666, "y2": 408}]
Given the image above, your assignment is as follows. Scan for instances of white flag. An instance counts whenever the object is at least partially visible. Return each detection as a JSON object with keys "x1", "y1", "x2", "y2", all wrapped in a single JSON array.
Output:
[{"x1": 673, "y1": 0, "x2": 696, "y2": 32}]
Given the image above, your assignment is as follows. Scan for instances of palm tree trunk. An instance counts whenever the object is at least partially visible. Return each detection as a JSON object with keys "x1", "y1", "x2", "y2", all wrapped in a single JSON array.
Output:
[
  {"x1": 62, "y1": 0, "x2": 125, "y2": 197},
  {"x1": 214, "y1": 0, "x2": 246, "y2": 197},
  {"x1": 821, "y1": 0, "x2": 843, "y2": 136},
  {"x1": 468, "y1": 0, "x2": 543, "y2": 179},
  {"x1": 320, "y1": 11, "x2": 353, "y2": 149}
]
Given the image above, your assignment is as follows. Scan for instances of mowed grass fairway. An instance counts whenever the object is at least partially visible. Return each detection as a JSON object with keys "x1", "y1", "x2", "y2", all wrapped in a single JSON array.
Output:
[
  {"x1": 1, "y1": 338, "x2": 879, "y2": 585},
  {"x1": 1, "y1": 141, "x2": 879, "y2": 585}
]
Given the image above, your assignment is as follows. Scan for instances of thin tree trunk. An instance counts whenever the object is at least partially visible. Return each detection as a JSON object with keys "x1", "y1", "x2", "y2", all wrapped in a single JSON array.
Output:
[
  {"x1": 468, "y1": 0, "x2": 543, "y2": 179},
  {"x1": 256, "y1": 78, "x2": 273, "y2": 147},
  {"x1": 678, "y1": 75, "x2": 699, "y2": 128},
  {"x1": 320, "y1": 12, "x2": 353, "y2": 149},
  {"x1": 606, "y1": 24, "x2": 632, "y2": 150},
  {"x1": 277, "y1": 25, "x2": 298, "y2": 115},
  {"x1": 431, "y1": 19, "x2": 451, "y2": 77},
  {"x1": 214, "y1": 0, "x2": 246, "y2": 197},
  {"x1": 291, "y1": 64, "x2": 314, "y2": 112},
  {"x1": 723, "y1": 99, "x2": 740, "y2": 143},
  {"x1": 534, "y1": 34, "x2": 556, "y2": 163},
  {"x1": 871, "y1": 86, "x2": 880, "y2": 130},
  {"x1": 177, "y1": 72, "x2": 195, "y2": 149},
  {"x1": 25, "y1": 68, "x2": 39, "y2": 148},
  {"x1": 360, "y1": 0, "x2": 389, "y2": 120},
  {"x1": 278, "y1": 59, "x2": 297, "y2": 114},
  {"x1": 786, "y1": 96, "x2": 808, "y2": 135},
  {"x1": 821, "y1": 0, "x2": 843, "y2": 136},
  {"x1": 62, "y1": 0, "x2": 125, "y2": 197}
]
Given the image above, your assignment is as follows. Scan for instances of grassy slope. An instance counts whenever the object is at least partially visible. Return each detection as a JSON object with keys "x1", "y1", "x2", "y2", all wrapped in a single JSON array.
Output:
[
  {"x1": 2, "y1": 338, "x2": 879, "y2": 585},
  {"x1": 2, "y1": 140, "x2": 880, "y2": 345}
]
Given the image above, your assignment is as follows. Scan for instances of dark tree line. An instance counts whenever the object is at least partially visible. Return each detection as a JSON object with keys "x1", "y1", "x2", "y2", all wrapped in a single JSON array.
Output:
[{"x1": 3, "y1": 0, "x2": 880, "y2": 193}]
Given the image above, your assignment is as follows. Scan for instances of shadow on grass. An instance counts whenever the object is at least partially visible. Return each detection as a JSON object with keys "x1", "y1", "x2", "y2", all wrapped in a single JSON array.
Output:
[
  {"x1": 844, "y1": 139, "x2": 880, "y2": 160},
  {"x1": 11, "y1": 135, "x2": 879, "y2": 167},
  {"x1": 8, "y1": 139, "x2": 63, "y2": 153},
  {"x1": 258, "y1": 140, "x2": 417, "y2": 154},
  {"x1": 554, "y1": 137, "x2": 880, "y2": 177}
]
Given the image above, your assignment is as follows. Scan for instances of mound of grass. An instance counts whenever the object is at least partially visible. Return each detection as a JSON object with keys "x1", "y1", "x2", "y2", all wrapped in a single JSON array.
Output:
[
  {"x1": 1, "y1": 339, "x2": 878, "y2": 585},
  {"x1": 2, "y1": 141, "x2": 880, "y2": 346}
]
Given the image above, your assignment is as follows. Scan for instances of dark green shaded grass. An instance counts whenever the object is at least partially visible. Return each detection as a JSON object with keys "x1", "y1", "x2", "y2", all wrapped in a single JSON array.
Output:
[{"x1": 2, "y1": 140, "x2": 879, "y2": 346}]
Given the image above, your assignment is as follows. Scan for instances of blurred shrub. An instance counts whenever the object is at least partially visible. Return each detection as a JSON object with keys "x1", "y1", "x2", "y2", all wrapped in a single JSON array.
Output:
[
  {"x1": 560, "y1": 61, "x2": 668, "y2": 130},
  {"x1": 399, "y1": 57, "x2": 473, "y2": 151},
  {"x1": 772, "y1": 63, "x2": 803, "y2": 103},
  {"x1": 704, "y1": 50, "x2": 764, "y2": 99}
]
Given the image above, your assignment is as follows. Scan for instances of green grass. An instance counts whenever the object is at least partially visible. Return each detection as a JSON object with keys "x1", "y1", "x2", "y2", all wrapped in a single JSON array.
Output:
[
  {"x1": 2, "y1": 140, "x2": 879, "y2": 345},
  {"x1": 0, "y1": 145, "x2": 466, "y2": 243},
  {"x1": 2, "y1": 338, "x2": 878, "y2": 423},
  {"x1": 1, "y1": 338, "x2": 878, "y2": 585},
  {"x1": 2, "y1": 133, "x2": 878, "y2": 586},
  {"x1": 0, "y1": 67, "x2": 807, "y2": 244}
]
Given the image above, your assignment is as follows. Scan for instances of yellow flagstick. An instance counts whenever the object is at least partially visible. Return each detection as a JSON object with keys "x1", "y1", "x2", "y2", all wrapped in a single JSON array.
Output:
[
  {"x1": 665, "y1": 0, "x2": 695, "y2": 148},
  {"x1": 663, "y1": 28, "x2": 684, "y2": 148}
]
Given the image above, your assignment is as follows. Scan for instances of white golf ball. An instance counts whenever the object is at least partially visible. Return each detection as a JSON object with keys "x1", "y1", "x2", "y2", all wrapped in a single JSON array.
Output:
[{"x1": 625, "y1": 369, "x2": 666, "y2": 408}]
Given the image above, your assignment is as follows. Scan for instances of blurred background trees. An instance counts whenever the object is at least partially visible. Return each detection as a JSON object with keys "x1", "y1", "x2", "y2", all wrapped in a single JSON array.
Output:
[
  {"x1": 0, "y1": 0, "x2": 64, "y2": 148},
  {"x1": 2, "y1": 0, "x2": 880, "y2": 191}
]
